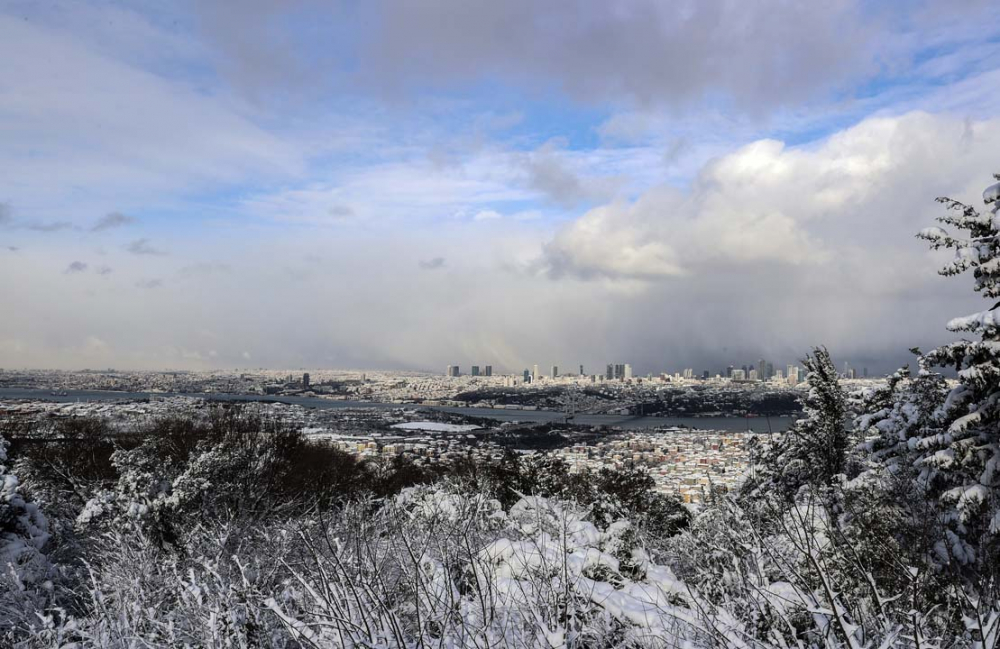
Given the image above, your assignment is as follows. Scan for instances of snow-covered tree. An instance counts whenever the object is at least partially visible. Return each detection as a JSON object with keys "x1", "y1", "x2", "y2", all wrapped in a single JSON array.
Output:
[
  {"x1": 914, "y1": 176, "x2": 1000, "y2": 563},
  {"x1": 744, "y1": 347, "x2": 849, "y2": 503},
  {"x1": 854, "y1": 361, "x2": 949, "y2": 472}
]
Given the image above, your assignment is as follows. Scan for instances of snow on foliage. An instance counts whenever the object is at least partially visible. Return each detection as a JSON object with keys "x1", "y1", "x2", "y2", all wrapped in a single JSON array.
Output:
[
  {"x1": 267, "y1": 485, "x2": 718, "y2": 648},
  {"x1": 912, "y1": 175, "x2": 1000, "y2": 548},
  {"x1": 0, "y1": 434, "x2": 56, "y2": 643}
]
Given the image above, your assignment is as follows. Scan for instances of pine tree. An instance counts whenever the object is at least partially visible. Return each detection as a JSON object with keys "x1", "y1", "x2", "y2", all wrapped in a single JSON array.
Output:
[
  {"x1": 915, "y1": 176, "x2": 1000, "y2": 555},
  {"x1": 744, "y1": 347, "x2": 848, "y2": 503},
  {"x1": 855, "y1": 360, "x2": 949, "y2": 471}
]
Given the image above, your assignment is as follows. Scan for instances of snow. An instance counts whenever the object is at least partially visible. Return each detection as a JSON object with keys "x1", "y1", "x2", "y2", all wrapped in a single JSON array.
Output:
[
  {"x1": 390, "y1": 421, "x2": 481, "y2": 432},
  {"x1": 947, "y1": 309, "x2": 1000, "y2": 333},
  {"x1": 983, "y1": 181, "x2": 1000, "y2": 204},
  {"x1": 919, "y1": 226, "x2": 948, "y2": 240}
]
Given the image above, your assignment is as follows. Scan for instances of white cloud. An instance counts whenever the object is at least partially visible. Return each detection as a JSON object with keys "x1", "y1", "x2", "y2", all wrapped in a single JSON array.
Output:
[
  {"x1": 541, "y1": 112, "x2": 999, "y2": 281},
  {"x1": 241, "y1": 153, "x2": 535, "y2": 226}
]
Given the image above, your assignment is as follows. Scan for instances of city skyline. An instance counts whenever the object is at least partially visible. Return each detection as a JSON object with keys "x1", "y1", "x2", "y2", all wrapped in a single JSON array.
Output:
[
  {"x1": 439, "y1": 357, "x2": 862, "y2": 383},
  {"x1": 0, "y1": 355, "x2": 872, "y2": 379}
]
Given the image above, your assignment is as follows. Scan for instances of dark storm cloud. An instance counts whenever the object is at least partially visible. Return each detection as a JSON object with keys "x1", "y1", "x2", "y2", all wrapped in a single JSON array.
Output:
[
  {"x1": 194, "y1": 0, "x2": 880, "y2": 109},
  {"x1": 366, "y1": 1, "x2": 879, "y2": 107},
  {"x1": 126, "y1": 238, "x2": 166, "y2": 256},
  {"x1": 65, "y1": 261, "x2": 88, "y2": 273},
  {"x1": 418, "y1": 257, "x2": 446, "y2": 270},
  {"x1": 96, "y1": 265, "x2": 113, "y2": 276},
  {"x1": 91, "y1": 211, "x2": 137, "y2": 232}
]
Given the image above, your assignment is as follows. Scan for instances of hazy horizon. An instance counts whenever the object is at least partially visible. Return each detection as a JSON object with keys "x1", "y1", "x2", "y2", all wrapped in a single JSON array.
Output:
[{"x1": 3, "y1": 1, "x2": 1000, "y2": 374}]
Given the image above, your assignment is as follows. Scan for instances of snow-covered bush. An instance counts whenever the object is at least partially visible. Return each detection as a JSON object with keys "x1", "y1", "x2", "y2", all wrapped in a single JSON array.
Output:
[
  {"x1": 0, "y1": 434, "x2": 57, "y2": 645},
  {"x1": 48, "y1": 518, "x2": 301, "y2": 648},
  {"x1": 75, "y1": 406, "x2": 365, "y2": 547},
  {"x1": 453, "y1": 451, "x2": 690, "y2": 549},
  {"x1": 268, "y1": 485, "x2": 714, "y2": 648}
]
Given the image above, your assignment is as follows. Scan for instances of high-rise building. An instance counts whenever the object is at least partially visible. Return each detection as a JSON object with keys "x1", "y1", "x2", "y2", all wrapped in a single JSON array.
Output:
[
  {"x1": 624, "y1": 364, "x2": 633, "y2": 380},
  {"x1": 523, "y1": 369, "x2": 531, "y2": 383},
  {"x1": 732, "y1": 369, "x2": 746, "y2": 381},
  {"x1": 863, "y1": 367, "x2": 868, "y2": 378},
  {"x1": 533, "y1": 364, "x2": 539, "y2": 382},
  {"x1": 485, "y1": 365, "x2": 493, "y2": 377},
  {"x1": 606, "y1": 364, "x2": 613, "y2": 380},
  {"x1": 748, "y1": 368, "x2": 758, "y2": 380},
  {"x1": 579, "y1": 364, "x2": 584, "y2": 376},
  {"x1": 445, "y1": 365, "x2": 460, "y2": 377},
  {"x1": 471, "y1": 365, "x2": 480, "y2": 377},
  {"x1": 302, "y1": 373, "x2": 310, "y2": 388},
  {"x1": 551, "y1": 365, "x2": 559, "y2": 378}
]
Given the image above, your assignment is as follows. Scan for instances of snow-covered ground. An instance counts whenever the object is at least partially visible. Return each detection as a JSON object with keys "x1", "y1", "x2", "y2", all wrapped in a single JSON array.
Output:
[{"x1": 391, "y1": 421, "x2": 481, "y2": 432}]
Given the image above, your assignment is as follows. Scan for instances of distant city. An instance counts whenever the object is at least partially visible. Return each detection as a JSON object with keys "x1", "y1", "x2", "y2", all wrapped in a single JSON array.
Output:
[{"x1": 445, "y1": 358, "x2": 870, "y2": 386}]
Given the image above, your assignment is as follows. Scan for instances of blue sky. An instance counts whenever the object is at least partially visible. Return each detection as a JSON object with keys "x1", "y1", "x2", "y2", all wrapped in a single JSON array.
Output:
[{"x1": 3, "y1": 0, "x2": 1000, "y2": 373}]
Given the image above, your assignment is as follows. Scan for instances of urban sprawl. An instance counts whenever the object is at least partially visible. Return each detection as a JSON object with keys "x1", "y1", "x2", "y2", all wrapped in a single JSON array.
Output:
[{"x1": 0, "y1": 361, "x2": 886, "y2": 503}]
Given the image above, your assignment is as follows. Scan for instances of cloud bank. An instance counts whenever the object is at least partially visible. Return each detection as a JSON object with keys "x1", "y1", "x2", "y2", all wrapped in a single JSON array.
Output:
[{"x1": 2, "y1": 1, "x2": 1000, "y2": 374}]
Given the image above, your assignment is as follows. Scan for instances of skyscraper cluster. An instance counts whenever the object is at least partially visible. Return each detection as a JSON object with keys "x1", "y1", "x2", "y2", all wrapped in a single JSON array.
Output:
[
  {"x1": 841, "y1": 362, "x2": 866, "y2": 379},
  {"x1": 603, "y1": 363, "x2": 631, "y2": 380},
  {"x1": 500, "y1": 362, "x2": 638, "y2": 384},
  {"x1": 445, "y1": 365, "x2": 492, "y2": 377}
]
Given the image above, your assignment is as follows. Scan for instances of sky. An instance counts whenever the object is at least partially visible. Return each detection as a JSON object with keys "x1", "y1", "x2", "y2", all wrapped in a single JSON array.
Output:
[{"x1": 2, "y1": 0, "x2": 1000, "y2": 375}]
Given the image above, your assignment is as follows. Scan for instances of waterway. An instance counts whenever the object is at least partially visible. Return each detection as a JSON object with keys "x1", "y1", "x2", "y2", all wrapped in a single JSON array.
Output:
[{"x1": 0, "y1": 388, "x2": 793, "y2": 433}]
